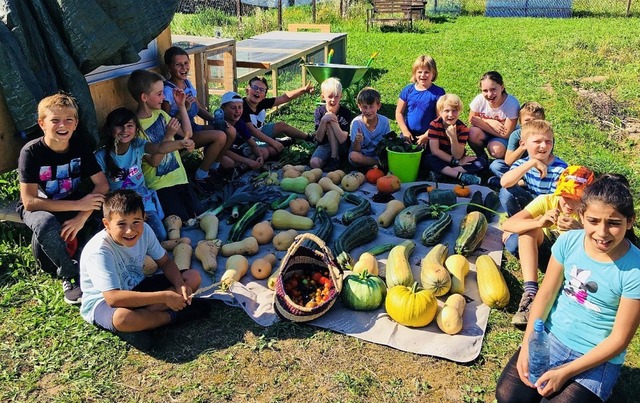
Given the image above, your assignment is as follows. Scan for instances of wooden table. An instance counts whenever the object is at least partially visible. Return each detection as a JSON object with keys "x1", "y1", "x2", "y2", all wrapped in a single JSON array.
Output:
[
  {"x1": 209, "y1": 31, "x2": 347, "y2": 97},
  {"x1": 171, "y1": 35, "x2": 237, "y2": 104}
]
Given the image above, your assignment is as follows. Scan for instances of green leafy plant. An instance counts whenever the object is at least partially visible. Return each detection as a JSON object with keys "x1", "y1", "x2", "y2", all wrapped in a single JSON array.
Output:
[{"x1": 374, "y1": 131, "x2": 422, "y2": 170}]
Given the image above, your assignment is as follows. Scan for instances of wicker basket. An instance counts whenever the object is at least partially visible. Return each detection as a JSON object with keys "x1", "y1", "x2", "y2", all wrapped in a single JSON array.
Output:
[{"x1": 273, "y1": 233, "x2": 343, "y2": 322}]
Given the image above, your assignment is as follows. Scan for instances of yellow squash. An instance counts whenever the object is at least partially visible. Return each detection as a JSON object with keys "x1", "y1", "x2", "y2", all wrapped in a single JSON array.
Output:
[
  {"x1": 385, "y1": 240, "x2": 416, "y2": 288},
  {"x1": 476, "y1": 255, "x2": 510, "y2": 308},
  {"x1": 385, "y1": 282, "x2": 437, "y2": 327},
  {"x1": 420, "y1": 244, "x2": 451, "y2": 297}
]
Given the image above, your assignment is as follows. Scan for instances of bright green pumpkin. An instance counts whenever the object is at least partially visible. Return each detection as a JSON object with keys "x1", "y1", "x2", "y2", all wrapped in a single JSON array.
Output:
[
  {"x1": 341, "y1": 270, "x2": 387, "y2": 311},
  {"x1": 385, "y1": 282, "x2": 437, "y2": 327}
]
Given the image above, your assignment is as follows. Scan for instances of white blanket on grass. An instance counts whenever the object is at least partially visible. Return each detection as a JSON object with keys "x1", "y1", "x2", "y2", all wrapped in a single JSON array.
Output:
[{"x1": 182, "y1": 180, "x2": 503, "y2": 363}]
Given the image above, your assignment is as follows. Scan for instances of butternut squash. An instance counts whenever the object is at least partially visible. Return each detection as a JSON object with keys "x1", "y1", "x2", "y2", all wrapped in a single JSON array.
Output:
[
  {"x1": 221, "y1": 254, "x2": 249, "y2": 290},
  {"x1": 444, "y1": 254, "x2": 469, "y2": 294},
  {"x1": 326, "y1": 169, "x2": 345, "y2": 185},
  {"x1": 263, "y1": 253, "x2": 277, "y2": 267},
  {"x1": 352, "y1": 252, "x2": 379, "y2": 276},
  {"x1": 476, "y1": 255, "x2": 510, "y2": 308},
  {"x1": 341, "y1": 171, "x2": 366, "y2": 192},
  {"x1": 436, "y1": 294, "x2": 466, "y2": 335},
  {"x1": 199, "y1": 213, "x2": 219, "y2": 240},
  {"x1": 271, "y1": 209, "x2": 314, "y2": 230},
  {"x1": 195, "y1": 239, "x2": 221, "y2": 273},
  {"x1": 250, "y1": 258, "x2": 272, "y2": 279},
  {"x1": 273, "y1": 229, "x2": 298, "y2": 251},
  {"x1": 318, "y1": 176, "x2": 344, "y2": 195},
  {"x1": 221, "y1": 237, "x2": 260, "y2": 257},
  {"x1": 420, "y1": 244, "x2": 451, "y2": 297},
  {"x1": 160, "y1": 237, "x2": 191, "y2": 251},
  {"x1": 315, "y1": 190, "x2": 342, "y2": 216},
  {"x1": 283, "y1": 169, "x2": 302, "y2": 178},
  {"x1": 251, "y1": 221, "x2": 275, "y2": 245},
  {"x1": 377, "y1": 200, "x2": 405, "y2": 228},
  {"x1": 385, "y1": 240, "x2": 416, "y2": 288},
  {"x1": 304, "y1": 183, "x2": 324, "y2": 207},
  {"x1": 142, "y1": 255, "x2": 158, "y2": 276},
  {"x1": 288, "y1": 198, "x2": 310, "y2": 216},
  {"x1": 282, "y1": 164, "x2": 306, "y2": 173},
  {"x1": 301, "y1": 168, "x2": 323, "y2": 183},
  {"x1": 172, "y1": 242, "x2": 192, "y2": 271},
  {"x1": 163, "y1": 215, "x2": 182, "y2": 240}
]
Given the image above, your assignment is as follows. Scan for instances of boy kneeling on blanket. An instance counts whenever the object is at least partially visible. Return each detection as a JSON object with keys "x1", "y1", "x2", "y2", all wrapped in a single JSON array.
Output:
[{"x1": 79, "y1": 189, "x2": 210, "y2": 349}]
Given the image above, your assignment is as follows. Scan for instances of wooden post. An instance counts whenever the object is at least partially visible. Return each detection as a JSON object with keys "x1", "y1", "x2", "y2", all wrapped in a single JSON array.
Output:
[
  {"x1": 278, "y1": 0, "x2": 283, "y2": 30},
  {"x1": 627, "y1": 0, "x2": 632, "y2": 17},
  {"x1": 312, "y1": 0, "x2": 317, "y2": 22},
  {"x1": 236, "y1": 0, "x2": 242, "y2": 22}
]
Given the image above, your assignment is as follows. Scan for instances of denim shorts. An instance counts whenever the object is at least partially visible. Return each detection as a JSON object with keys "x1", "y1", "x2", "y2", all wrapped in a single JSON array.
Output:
[
  {"x1": 260, "y1": 123, "x2": 276, "y2": 137},
  {"x1": 548, "y1": 331, "x2": 621, "y2": 401},
  {"x1": 93, "y1": 275, "x2": 173, "y2": 332},
  {"x1": 487, "y1": 135, "x2": 509, "y2": 147}
]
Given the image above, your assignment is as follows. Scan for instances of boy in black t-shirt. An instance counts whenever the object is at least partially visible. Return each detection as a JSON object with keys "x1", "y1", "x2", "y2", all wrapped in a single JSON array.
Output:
[{"x1": 17, "y1": 93, "x2": 108, "y2": 305}]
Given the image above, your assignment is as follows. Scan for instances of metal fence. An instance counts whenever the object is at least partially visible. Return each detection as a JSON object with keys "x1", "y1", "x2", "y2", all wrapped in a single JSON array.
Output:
[{"x1": 177, "y1": 0, "x2": 639, "y2": 17}]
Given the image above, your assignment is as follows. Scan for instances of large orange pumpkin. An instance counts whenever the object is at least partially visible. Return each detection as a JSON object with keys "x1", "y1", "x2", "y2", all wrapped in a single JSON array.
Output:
[
  {"x1": 376, "y1": 173, "x2": 401, "y2": 193},
  {"x1": 365, "y1": 165, "x2": 385, "y2": 184}
]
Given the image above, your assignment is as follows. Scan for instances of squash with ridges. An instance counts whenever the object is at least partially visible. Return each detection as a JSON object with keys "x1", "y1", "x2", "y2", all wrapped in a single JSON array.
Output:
[
  {"x1": 333, "y1": 216, "x2": 379, "y2": 256},
  {"x1": 403, "y1": 184, "x2": 430, "y2": 206},
  {"x1": 454, "y1": 211, "x2": 488, "y2": 256},
  {"x1": 393, "y1": 204, "x2": 437, "y2": 238},
  {"x1": 341, "y1": 192, "x2": 372, "y2": 225},
  {"x1": 420, "y1": 211, "x2": 452, "y2": 246},
  {"x1": 420, "y1": 244, "x2": 451, "y2": 296}
]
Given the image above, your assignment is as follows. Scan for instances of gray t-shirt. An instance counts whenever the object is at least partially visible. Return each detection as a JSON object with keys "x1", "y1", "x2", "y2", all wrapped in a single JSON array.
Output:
[{"x1": 79, "y1": 223, "x2": 166, "y2": 323}]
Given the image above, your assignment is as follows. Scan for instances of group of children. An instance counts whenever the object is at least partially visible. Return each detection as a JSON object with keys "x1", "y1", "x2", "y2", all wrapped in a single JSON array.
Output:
[{"x1": 16, "y1": 48, "x2": 640, "y2": 399}]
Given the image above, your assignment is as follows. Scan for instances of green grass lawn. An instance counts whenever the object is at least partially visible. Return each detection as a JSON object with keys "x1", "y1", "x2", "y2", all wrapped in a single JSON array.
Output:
[{"x1": 2, "y1": 5, "x2": 640, "y2": 402}]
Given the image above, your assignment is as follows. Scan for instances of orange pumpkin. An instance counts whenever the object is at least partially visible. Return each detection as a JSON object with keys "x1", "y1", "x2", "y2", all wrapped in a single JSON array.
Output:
[
  {"x1": 453, "y1": 184, "x2": 471, "y2": 197},
  {"x1": 365, "y1": 165, "x2": 385, "y2": 184},
  {"x1": 376, "y1": 173, "x2": 402, "y2": 193}
]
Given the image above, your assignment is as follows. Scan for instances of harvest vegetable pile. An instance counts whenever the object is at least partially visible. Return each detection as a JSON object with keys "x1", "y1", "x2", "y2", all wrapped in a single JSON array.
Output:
[{"x1": 155, "y1": 164, "x2": 509, "y2": 350}]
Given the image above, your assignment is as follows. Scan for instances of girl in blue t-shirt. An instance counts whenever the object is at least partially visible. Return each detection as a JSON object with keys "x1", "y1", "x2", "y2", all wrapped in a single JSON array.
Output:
[
  {"x1": 95, "y1": 108, "x2": 194, "y2": 240},
  {"x1": 496, "y1": 174, "x2": 640, "y2": 402},
  {"x1": 395, "y1": 55, "x2": 445, "y2": 143}
]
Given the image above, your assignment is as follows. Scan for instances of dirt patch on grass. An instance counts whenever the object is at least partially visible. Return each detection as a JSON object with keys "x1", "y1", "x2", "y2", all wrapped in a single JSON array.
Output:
[{"x1": 571, "y1": 82, "x2": 640, "y2": 147}]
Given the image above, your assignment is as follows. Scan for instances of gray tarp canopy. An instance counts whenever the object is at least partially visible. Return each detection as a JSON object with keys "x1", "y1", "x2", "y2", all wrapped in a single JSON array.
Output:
[{"x1": 0, "y1": 0, "x2": 180, "y2": 147}]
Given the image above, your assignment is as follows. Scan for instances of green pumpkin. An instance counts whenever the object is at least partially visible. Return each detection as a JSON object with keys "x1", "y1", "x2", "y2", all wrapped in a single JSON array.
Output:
[
  {"x1": 341, "y1": 270, "x2": 387, "y2": 311},
  {"x1": 385, "y1": 282, "x2": 437, "y2": 327}
]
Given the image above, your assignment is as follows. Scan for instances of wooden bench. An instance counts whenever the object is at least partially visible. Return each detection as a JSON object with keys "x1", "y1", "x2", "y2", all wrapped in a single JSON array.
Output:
[
  {"x1": 287, "y1": 23, "x2": 331, "y2": 33},
  {"x1": 366, "y1": 0, "x2": 426, "y2": 31}
]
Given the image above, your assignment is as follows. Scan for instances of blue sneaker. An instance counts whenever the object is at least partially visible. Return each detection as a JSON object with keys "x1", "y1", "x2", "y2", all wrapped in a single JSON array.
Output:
[{"x1": 460, "y1": 173, "x2": 481, "y2": 186}]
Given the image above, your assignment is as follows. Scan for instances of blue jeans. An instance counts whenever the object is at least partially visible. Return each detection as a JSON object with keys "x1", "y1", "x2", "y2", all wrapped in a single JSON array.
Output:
[
  {"x1": 146, "y1": 211, "x2": 167, "y2": 241},
  {"x1": 499, "y1": 186, "x2": 534, "y2": 217},
  {"x1": 490, "y1": 159, "x2": 510, "y2": 177}
]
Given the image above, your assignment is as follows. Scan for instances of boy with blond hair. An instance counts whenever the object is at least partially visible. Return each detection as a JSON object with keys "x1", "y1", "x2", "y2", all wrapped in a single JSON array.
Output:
[
  {"x1": 349, "y1": 87, "x2": 391, "y2": 168},
  {"x1": 80, "y1": 190, "x2": 208, "y2": 348},
  {"x1": 499, "y1": 119, "x2": 568, "y2": 217},
  {"x1": 18, "y1": 93, "x2": 109, "y2": 304},
  {"x1": 127, "y1": 69, "x2": 203, "y2": 221},
  {"x1": 309, "y1": 77, "x2": 353, "y2": 171},
  {"x1": 488, "y1": 101, "x2": 546, "y2": 184},
  {"x1": 422, "y1": 94, "x2": 486, "y2": 185}
]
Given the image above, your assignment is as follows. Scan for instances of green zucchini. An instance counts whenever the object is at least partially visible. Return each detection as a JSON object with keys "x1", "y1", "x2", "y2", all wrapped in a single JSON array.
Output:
[
  {"x1": 420, "y1": 211, "x2": 453, "y2": 246},
  {"x1": 393, "y1": 204, "x2": 437, "y2": 239},
  {"x1": 302, "y1": 208, "x2": 334, "y2": 251},
  {"x1": 467, "y1": 190, "x2": 484, "y2": 214},
  {"x1": 366, "y1": 243, "x2": 396, "y2": 256},
  {"x1": 428, "y1": 189, "x2": 457, "y2": 206},
  {"x1": 483, "y1": 191, "x2": 500, "y2": 221},
  {"x1": 403, "y1": 184, "x2": 429, "y2": 206},
  {"x1": 341, "y1": 192, "x2": 372, "y2": 225},
  {"x1": 454, "y1": 211, "x2": 489, "y2": 256},
  {"x1": 226, "y1": 202, "x2": 269, "y2": 243},
  {"x1": 333, "y1": 216, "x2": 379, "y2": 256},
  {"x1": 270, "y1": 193, "x2": 297, "y2": 210}
]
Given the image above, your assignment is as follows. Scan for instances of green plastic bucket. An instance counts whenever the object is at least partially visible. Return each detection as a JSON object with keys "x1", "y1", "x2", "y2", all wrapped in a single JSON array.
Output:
[{"x1": 387, "y1": 148, "x2": 423, "y2": 183}]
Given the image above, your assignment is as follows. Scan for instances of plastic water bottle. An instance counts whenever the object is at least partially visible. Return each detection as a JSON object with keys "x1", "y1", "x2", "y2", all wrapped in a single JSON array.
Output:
[{"x1": 528, "y1": 318, "x2": 550, "y2": 385}]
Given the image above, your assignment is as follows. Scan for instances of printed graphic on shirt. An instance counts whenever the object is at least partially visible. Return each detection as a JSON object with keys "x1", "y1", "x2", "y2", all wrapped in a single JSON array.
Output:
[
  {"x1": 563, "y1": 265, "x2": 601, "y2": 313},
  {"x1": 144, "y1": 114, "x2": 179, "y2": 176},
  {"x1": 248, "y1": 109, "x2": 267, "y2": 129},
  {"x1": 477, "y1": 112, "x2": 506, "y2": 123},
  {"x1": 40, "y1": 157, "x2": 82, "y2": 200}
]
